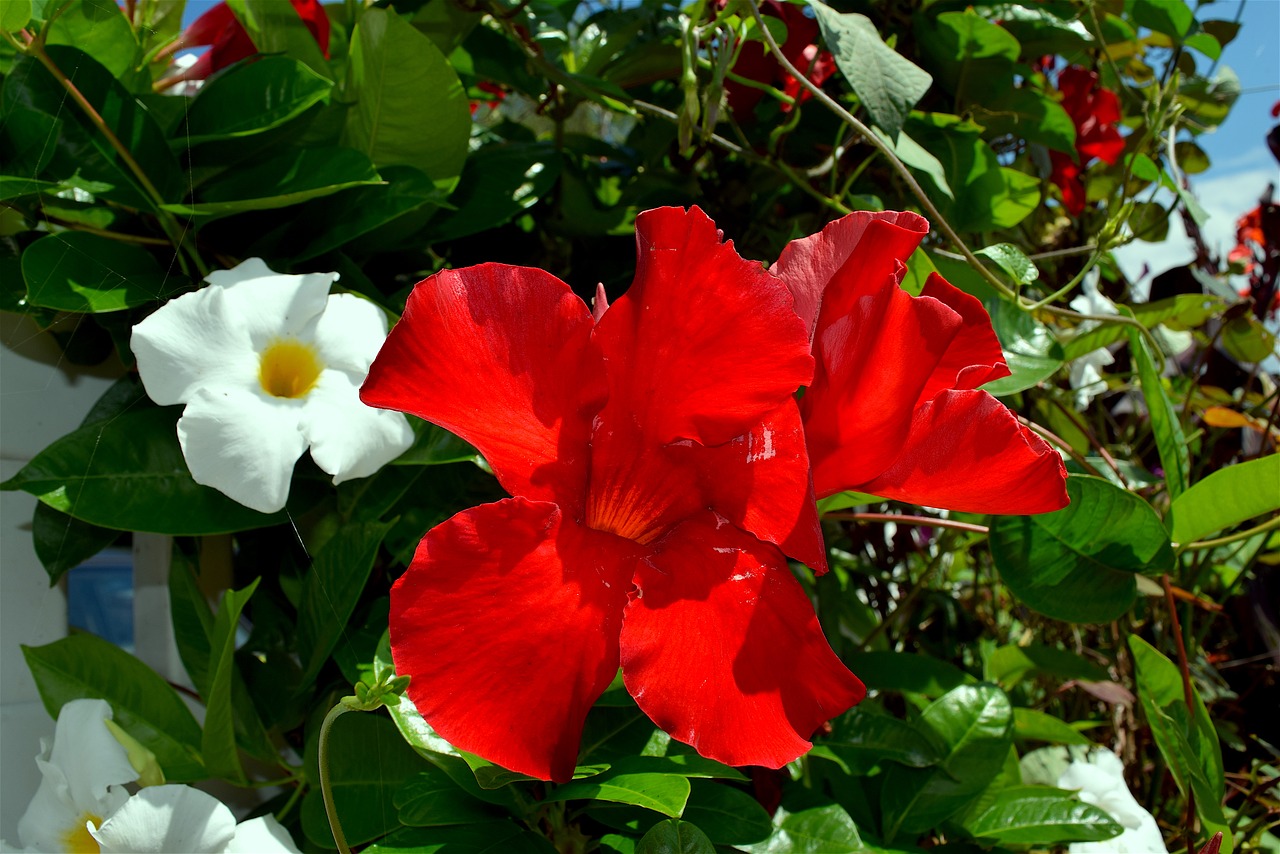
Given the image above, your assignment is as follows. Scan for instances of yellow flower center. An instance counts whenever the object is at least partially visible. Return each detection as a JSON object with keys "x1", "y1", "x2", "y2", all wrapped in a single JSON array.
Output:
[
  {"x1": 60, "y1": 812, "x2": 102, "y2": 853},
  {"x1": 258, "y1": 338, "x2": 323, "y2": 399}
]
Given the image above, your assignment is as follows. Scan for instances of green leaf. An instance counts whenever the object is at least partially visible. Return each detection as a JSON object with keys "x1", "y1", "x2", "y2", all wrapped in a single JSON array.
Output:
[
  {"x1": 23, "y1": 633, "x2": 205, "y2": 781},
  {"x1": 46, "y1": 0, "x2": 139, "y2": 78},
  {"x1": 364, "y1": 823, "x2": 556, "y2": 853},
  {"x1": 845, "y1": 651, "x2": 974, "y2": 697},
  {"x1": 965, "y1": 785, "x2": 1122, "y2": 844},
  {"x1": 974, "y1": 87, "x2": 1076, "y2": 153},
  {"x1": 871, "y1": 127, "x2": 953, "y2": 199},
  {"x1": 342, "y1": 8, "x2": 470, "y2": 190},
  {"x1": 981, "y1": 299, "x2": 1064, "y2": 396},
  {"x1": 183, "y1": 56, "x2": 333, "y2": 143},
  {"x1": 916, "y1": 10, "x2": 1020, "y2": 105},
  {"x1": 21, "y1": 232, "x2": 186, "y2": 312},
  {"x1": 1061, "y1": 294, "x2": 1222, "y2": 360},
  {"x1": 679, "y1": 780, "x2": 772, "y2": 845},
  {"x1": 990, "y1": 475, "x2": 1174, "y2": 623},
  {"x1": 32, "y1": 501, "x2": 119, "y2": 584},
  {"x1": 545, "y1": 770, "x2": 691, "y2": 817},
  {"x1": 202, "y1": 578, "x2": 260, "y2": 783},
  {"x1": 740, "y1": 804, "x2": 870, "y2": 853},
  {"x1": 302, "y1": 712, "x2": 433, "y2": 848},
  {"x1": 1221, "y1": 313, "x2": 1278, "y2": 363},
  {"x1": 823, "y1": 707, "x2": 945, "y2": 768},
  {"x1": 0, "y1": 405, "x2": 286, "y2": 535},
  {"x1": 394, "y1": 765, "x2": 503, "y2": 826},
  {"x1": 1169, "y1": 455, "x2": 1280, "y2": 546},
  {"x1": 1012, "y1": 708, "x2": 1093, "y2": 746},
  {"x1": 881, "y1": 684, "x2": 1014, "y2": 840},
  {"x1": 985, "y1": 643, "x2": 1109, "y2": 687},
  {"x1": 372, "y1": 631, "x2": 462, "y2": 759},
  {"x1": 428, "y1": 142, "x2": 563, "y2": 242},
  {"x1": 1178, "y1": 67, "x2": 1240, "y2": 132},
  {"x1": 977, "y1": 243, "x2": 1039, "y2": 286},
  {"x1": 975, "y1": 3, "x2": 1092, "y2": 57},
  {"x1": 1129, "y1": 636, "x2": 1231, "y2": 852},
  {"x1": 636, "y1": 820, "x2": 715, "y2": 854},
  {"x1": 1128, "y1": 328, "x2": 1190, "y2": 500},
  {"x1": 1184, "y1": 32, "x2": 1221, "y2": 61},
  {"x1": 601, "y1": 754, "x2": 747, "y2": 781},
  {"x1": 224, "y1": 0, "x2": 331, "y2": 78},
  {"x1": 1, "y1": 0, "x2": 31, "y2": 30},
  {"x1": 162, "y1": 147, "x2": 383, "y2": 217},
  {"x1": 807, "y1": 0, "x2": 932, "y2": 140},
  {"x1": 1128, "y1": 0, "x2": 1193, "y2": 39},
  {"x1": 392, "y1": 420, "x2": 477, "y2": 466}
]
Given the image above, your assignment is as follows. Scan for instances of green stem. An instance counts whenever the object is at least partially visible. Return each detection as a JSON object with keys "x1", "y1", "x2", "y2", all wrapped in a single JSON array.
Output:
[
  {"x1": 318, "y1": 704, "x2": 353, "y2": 854},
  {"x1": 1023, "y1": 250, "x2": 1102, "y2": 311},
  {"x1": 1176, "y1": 514, "x2": 1280, "y2": 553}
]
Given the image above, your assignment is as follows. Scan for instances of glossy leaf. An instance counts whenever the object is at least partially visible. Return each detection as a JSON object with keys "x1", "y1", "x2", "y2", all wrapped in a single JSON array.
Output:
[
  {"x1": 224, "y1": 0, "x2": 331, "y2": 78},
  {"x1": 845, "y1": 651, "x2": 974, "y2": 697},
  {"x1": 823, "y1": 707, "x2": 945, "y2": 768},
  {"x1": 637, "y1": 820, "x2": 715, "y2": 854},
  {"x1": 22, "y1": 232, "x2": 187, "y2": 312},
  {"x1": 1129, "y1": 328, "x2": 1190, "y2": 500},
  {"x1": 916, "y1": 10, "x2": 1020, "y2": 104},
  {"x1": 966, "y1": 785, "x2": 1122, "y2": 844},
  {"x1": 428, "y1": 143, "x2": 563, "y2": 242},
  {"x1": 991, "y1": 475, "x2": 1173, "y2": 623},
  {"x1": 202, "y1": 578, "x2": 260, "y2": 783},
  {"x1": 342, "y1": 8, "x2": 470, "y2": 189},
  {"x1": 544, "y1": 770, "x2": 691, "y2": 817},
  {"x1": 46, "y1": 0, "x2": 138, "y2": 78},
  {"x1": 1, "y1": 0, "x2": 31, "y2": 29},
  {"x1": 31, "y1": 501, "x2": 119, "y2": 584},
  {"x1": 23, "y1": 633, "x2": 205, "y2": 781},
  {"x1": 981, "y1": 299, "x2": 1064, "y2": 396},
  {"x1": 1130, "y1": 0, "x2": 1194, "y2": 39},
  {"x1": 974, "y1": 87, "x2": 1076, "y2": 153},
  {"x1": 0, "y1": 405, "x2": 286, "y2": 535},
  {"x1": 393, "y1": 765, "x2": 503, "y2": 826},
  {"x1": 679, "y1": 780, "x2": 772, "y2": 845},
  {"x1": 392, "y1": 420, "x2": 478, "y2": 466},
  {"x1": 742, "y1": 804, "x2": 869, "y2": 854},
  {"x1": 977, "y1": 243, "x2": 1040, "y2": 286},
  {"x1": 183, "y1": 56, "x2": 333, "y2": 143},
  {"x1": 985, "y1": 643, "x2": 1110, "y2": 687},
  {"x1": 1169, "y1": 455, "x2": 1280, "y2": 546}
]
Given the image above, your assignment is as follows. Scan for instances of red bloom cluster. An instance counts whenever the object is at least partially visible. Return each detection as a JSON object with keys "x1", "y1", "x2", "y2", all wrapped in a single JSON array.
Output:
[
  {"x1": 362, "y1": 207, "x2": 1068, "y2": 781},
  {"x1": 1049, "y1": 67, "x2": 1125, "y2": 215},
  {"x1": 725, "y1": 0, "x2": 836, "y2": 117},
  {"x1": 1230, "y1": 203, "x2": 1280, "y2": 319},
  {"x1": 165, "y1": 0, "x2": 330, "y2": 85}
]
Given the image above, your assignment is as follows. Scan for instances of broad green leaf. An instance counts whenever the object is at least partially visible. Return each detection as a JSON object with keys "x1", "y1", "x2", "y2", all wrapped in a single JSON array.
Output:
[
  {"x1": 916, "y1": 10, "x2": 1020, "y2": 105},
  {"x1": 871, "y1": 126, "x2": 953, "y2": 199},
  {"x1": 301, "y1": 712, "x2": 432, "y2": 848},
  {"x1": 1062, "y1": 294, "x2": 1222, "y2": 360},
  {"x1": 183, "y1": 56, "x2": 333, "y2": 143},
  {"x1": 365, "y1": 823, "x2": 556, "y2": 853},
  {"x1": 974, "y1": 87, "x2": 1076, "y2": 153},
  {"x1": 22, "y1": 232, "x2": 186, "y2": 312},
  {"x1": 545, "y1": 770, "x2": 691, "y2": 817},
  {"x1": 296, "y1": 521, "x2": 393, "y2": 687},
  {"x1": 1128, "y1": 0, "x2": 1193, "y2": 39},
  {"x1": 991, "y1": 475, "x2": 1174, "y2": 623},
  {"x1": 846, "y1": 651, "x2": 974, "y2": 697},
  {"x1": 981, "y1": 300, "x2": 1064, "y2": 396},
  {"x1": 46, "y1": 0, "x2": 139, "y2": 78},
  {"x1": 162, "y1": 147, "x2": 383, "y2": 217},
  {"x1": 823, "y1": 707, "x2": 945, "y2": 768},
  {"x1": 372, "y1": 631, "x2": 461, "y2": 759},
  {"x1": 428, "y1": 142, "x2": 563, "y2": 242},
  {"x1": 985, "y1": 643, "x2": 1109, "y2": 687},
  {"x1": 458, "y1": 752, "x2": 539, "y2": 789},
  {"x1": 990, "y1": 167, "x2": 1041, "y2": 228},
  {"x1": 23, "y1": 633, "x2": 204, "y2": 781},
  {"x1": 978, "y1": 243, "x2": 1039, "y2": 286},
  {"x1": 0, "y1": 406, "x2": 286, "y2": 535},
  {"x1": 224, "y1": 0, "x2": 330, "y2": 78},
  {"x1": 392, "y1": 420, "x2": 478, "y2": 466},
  {"x1": 1, "y1": 0, "x2": 31, "y2": 30},
  {"x1": 740, "y1": 804, "x2": 870, "y2": 853},
  {"x1": 393, "y1": 765, "x2": 503, "y2": 826},
  {"x1": 1184, "y1": 32, "x2": 1221, "y2": 61},
  {"x1": 637, "y1": 820, "x2": 715, "y2": 854},
  {"x1": 1012, "y1": 708, "x2": 1093, "y2": 746},
  {"x1": 1129, "y1": 636, "x2": 1231, "y2": 852},
  {"x1": 0, "y1": 176, "x2": 63, "y2": 200},
  {"x1": 881, "y1": 684, "x2": 1014, "y2": 840},
  {"x1": 1221, "y1": 313, "x2": 1278, "y2": 364},
  {"x1": 600, "y1": 754, "x2": 747, "y2": 781},
  {"x1": 1178, "y1": 67, "x2": 1239, "y2": 132},
  {"x1": 202, "y1": 578, "x2": 259, "y2": 783},
  {"x1": 679, "y1": 780, "x2": 772, "y2": 845},
  {"x1": 32, "y1": 501, "x2": 119, "y2": 584},
  {"x1": 1169, "y1": 455, "x2": 1280, "y2": 546},
  {"x1": 966, "y1": 785, "x2": 1122, "y2": 844},
  {"x1": 975, "y1": 3, "x2": 1092, "y2": 57},
  {"x1": 343, "y1": 8, "x2": 470, "y2": 189},
  {"x1": 1129, "y1": 328, "x2": 1190, "y2": 499},
  {"x1": 807, "y1": 0, "x2": 932, "y2": 140}
]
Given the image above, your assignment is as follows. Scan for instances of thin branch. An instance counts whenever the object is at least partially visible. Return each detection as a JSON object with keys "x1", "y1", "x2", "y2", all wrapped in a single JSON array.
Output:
[{"x1": 824, "y1": 511, "x2": 989, "y2": 535}]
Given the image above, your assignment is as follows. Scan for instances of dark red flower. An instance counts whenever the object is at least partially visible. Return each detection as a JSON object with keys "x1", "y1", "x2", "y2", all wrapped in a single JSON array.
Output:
[
  {"x1": 725, "y1": 0, "x2": 823, "y2": 118},
  {"x1": 166, "y1": 0, "x2": 330, "y2": 85},
  {"x1": 779, "y1": 44, "x2": 837, "y2": 113},
  {"x1": 362, "y1": 207, "x2": 1067, "y2": 782},
  {"x1": 1049, "y1": 66, "x2": 1124, "y2": 215}
]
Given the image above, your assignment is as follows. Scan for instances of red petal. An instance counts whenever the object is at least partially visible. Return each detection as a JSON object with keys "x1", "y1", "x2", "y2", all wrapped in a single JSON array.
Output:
[
  {"x1": 1077, "y1": 122, "x2": 1124, "y2": 165},
  {"x1": 362, "y1": 264, "x2": 604, "y2": 512},
  {"x1": 770, "y1": 211, "x2": 929, "y2": 341},
  {"x1": 620, "y1": 515, "x2": 864, "y2": 768},
  {"x1": 917, "y1": 273, "x2": 1010, "y2": 401},
  {"x1": 593, "y1": 206, "x2": 813, "y2": 447},
  {"x1": 856, "y1": 390, "x2": 1069, "y2": 514},
  {"x1": 181, "y1": 1, "x2": 238, "y2": 47},
  {"x1": 390, "y1": 498, "x2": 640, "y2": 782},
  {"x1": 290, "y1": 0, "x2": 331, "y2": 57},
  {"x1": 1050, "y1": 151, "x2": 1086, "y2": 216}
]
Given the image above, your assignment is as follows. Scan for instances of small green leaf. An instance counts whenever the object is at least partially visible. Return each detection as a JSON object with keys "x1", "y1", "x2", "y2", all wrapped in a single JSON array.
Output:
[
  {"x1": 202, "y1": 578, "x2": 260, "y2": 783},
  {"x1": 985, "y1": 643, "x2": 1110, "y2": 687},
  {"x1": 966, "y1": 785, "x2": 1122, "y2": 844},
  {"x1": 1128, "y1": 328, "x2": 1190, "y2": 500},
  {"x1": 1221, "y1": 313, "x2": 1278, "y2": 363},
  {"x1": 183, "y1": 56, "x2": 333, "y2": 143},
  {"x1": 741, "y1": 803, "x2": 870, "y2": 853},
  {"x1": 637, "y1": 820, "x2": 715, "y2": 854},
  {"x1": 977, "y1": 243, "x2": 1039, "y2": 286},
  {"x1": 1128, "y1": 0, "x2": 1193, "y2": 39},
  {"x1": 32, "y1": 502, "x2": 119, "y2": 584},
  {"x1": 1, "y1": 0, "x2": 32, "y2": 30},
  {"x1": 1169, "y1": 455, "x2": 1280, "y2": 547},
  {"x1": 22, "y1": 232, "x2": 187, "y2": 313},
  {"x1": 1013, "y1": 708, "x2": 1093, "y2": 746},
  {"x1": 991, "y1": 475, "x2": 1174, "y2": 623}
]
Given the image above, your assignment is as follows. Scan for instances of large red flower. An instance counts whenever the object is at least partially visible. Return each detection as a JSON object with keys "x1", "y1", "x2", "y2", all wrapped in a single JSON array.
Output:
[
  {"x1": 1049, "y1": 66, "x2": 1125, "y2": 215},
  {"x1": 362, "y1": 207, "x2": 1067, "y2": 782},
  {"x1": 164, "y1": 0, "x2": 330, "y2": 86}
]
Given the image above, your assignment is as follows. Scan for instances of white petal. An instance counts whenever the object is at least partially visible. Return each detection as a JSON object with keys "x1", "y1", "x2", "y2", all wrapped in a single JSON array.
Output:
[
  {"x1": 311, "y1": 293, "x2": 391, "y2": 374},
  {"x1": 222, "y1": 816, "x2": 301, "y2": 853},
  {"x1": 300, "y1": 370, "x2": 413, "y2": 484},
  {"x1": 178, "y1": 386, "x2": 308, "y2": 514},
  {"x1": 132, "y1": 284, "x2": 259, "y2": 406},
  {"x1": 90, "y1": 786, "x2": 236, "y2": 854},
  {"x1": 206, "y1": 258, "x2": 337, "y2": 349}
]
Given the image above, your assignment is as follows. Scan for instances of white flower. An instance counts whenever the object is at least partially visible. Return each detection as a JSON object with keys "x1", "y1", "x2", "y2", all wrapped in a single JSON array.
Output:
[
  {"x1": 1057, "y1": 749, "x2": 1168, "y2": 854},
  {"x1": 13, "y1": 699, "x2": 300, "y2": 854},
  {"x1": 131, "y1": 259, "x2": 414, "y2": 513},
  {"x1": 1068, "y1": 270, "x2": 1118, "y2": 407}
]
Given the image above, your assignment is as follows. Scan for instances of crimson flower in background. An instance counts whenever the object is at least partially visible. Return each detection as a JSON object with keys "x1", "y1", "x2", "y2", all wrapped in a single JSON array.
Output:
[
  {"x1": 362, "y1": 206, "x2": 1067, "y2": 782},
  {"x1": 163, "y1": 0, "x2": 330, "y2": 86},
  {"x1": 725, "y1": 0, "x2": 834, "y2": 117},
  {"x1": 1049, "y1": 66, "x2": 1125, "y2": 215}
]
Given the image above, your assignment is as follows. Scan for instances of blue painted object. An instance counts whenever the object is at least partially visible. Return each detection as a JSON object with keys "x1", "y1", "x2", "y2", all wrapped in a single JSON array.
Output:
[{"x1": 66, "y1": 548, "x2": 134, "y2": 653}]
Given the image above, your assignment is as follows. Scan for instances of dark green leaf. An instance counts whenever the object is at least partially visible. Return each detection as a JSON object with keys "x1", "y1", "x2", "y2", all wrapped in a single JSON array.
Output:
[
  {"x1": 980, "y1": 300, "x2": 1064, "y2": 395},
  {"x1": 23, "y1": 633, "x2": 205, "y2": 781},
  {"x1": 32, "y1": 501, "x2": 119, "y2": 584},
  {"x1": 636, "y1": 820, "x2": 715, "y2": 854},
  {"x1": 991, "y1": 476, "x2": 1174, "y2": 623},
  {"x1": 545, "y1": 770, "x2": 691, "y2": 817},
  {"x1": 824, "y1": 707, "x2": 945, "y2": 768},
  {"x1": 975, "y1": 3, "x2": 1092, "y2": 56},
  {"x1": 342, "y1": 8, "x2": 470, "y2": 189},
  {"x1": 846, "y1": 651, "x2": 974, "y2": 697},
  {"x1": 880, "y1": 684, "x2": 1014, "y2": 840},
  {"x1": 202, "y1": 578, "x2": 260, "y2": 782},
  {"x1": 679, "y1": 780, "x2": 772, "y2": 845},
  {"x1": 394, "y1": 765, "x2": 504, "y2": 826},
  {"x1": 393, "y1": 421, "x2": 477, "y2": 467},
  {"x1": 741, "y1": 803, "x2": 870, "y2": 853},
  {"x1": 1128, "y1": 328, "x2": 1189, "y2": 499},
  {"x1": 364, "y1": 823, "x2": 556, "y2": 853},
  {"x1": 0, "y1": 405, "x2": 286, "y2": 535},
  {"x1": 46, "y1": 0, "x2": 139, "y2": 78},
  {"x1": 22, "y1": 232, "x2": 187, "y2": 312},
  {"x1": 966, "y1": 785, "x2": 1122, "y2": 844},
  {"x1": 916, "y1": 10, "x2": 1020, "y2": 105},
  {"x1": 428, "y1": 143, "x2": 563, "y2": 242},
  {"x1": 974, "y1": 87, "x2": 1076, "y2": 153},
  {"x1": 601, "y1": 754, "x2": 747, "y2": 781},
  {"x1": 1169, "y1": 455, "x2": 1280, "y2": 546},
  {"x1": 808, "y1": 0, "x2": 932, "y2": 140},
  {"x1": 183, "y1": 56, "x2": 333, "y2": 143}
]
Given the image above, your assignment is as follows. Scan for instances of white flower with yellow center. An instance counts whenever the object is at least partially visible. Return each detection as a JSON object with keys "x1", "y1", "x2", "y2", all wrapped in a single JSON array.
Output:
[
  {"x1": 1058, "y1": 749, "x2": 1168, "y2": 854},
  {"x1": 131, "y1": 259, "x2": 414, "y2": 514}
]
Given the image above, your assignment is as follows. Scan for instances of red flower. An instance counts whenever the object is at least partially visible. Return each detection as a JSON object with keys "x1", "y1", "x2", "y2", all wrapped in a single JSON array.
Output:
[
  {"x1": 725, "y1": 0, "x2": 825, "y2": 118},
  {"x1": 165, "y1": 0, "x2": 330, "y2": 85},
  {"x1": 1049, "y1": 67, "x2": 1124, "y2": 215},
  {"x1": 362, "y1": 207, "x2": 1067, "y2": 781},
  {"x1": 778, "y1": 44, "x2": 838, "y2": 114}
]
